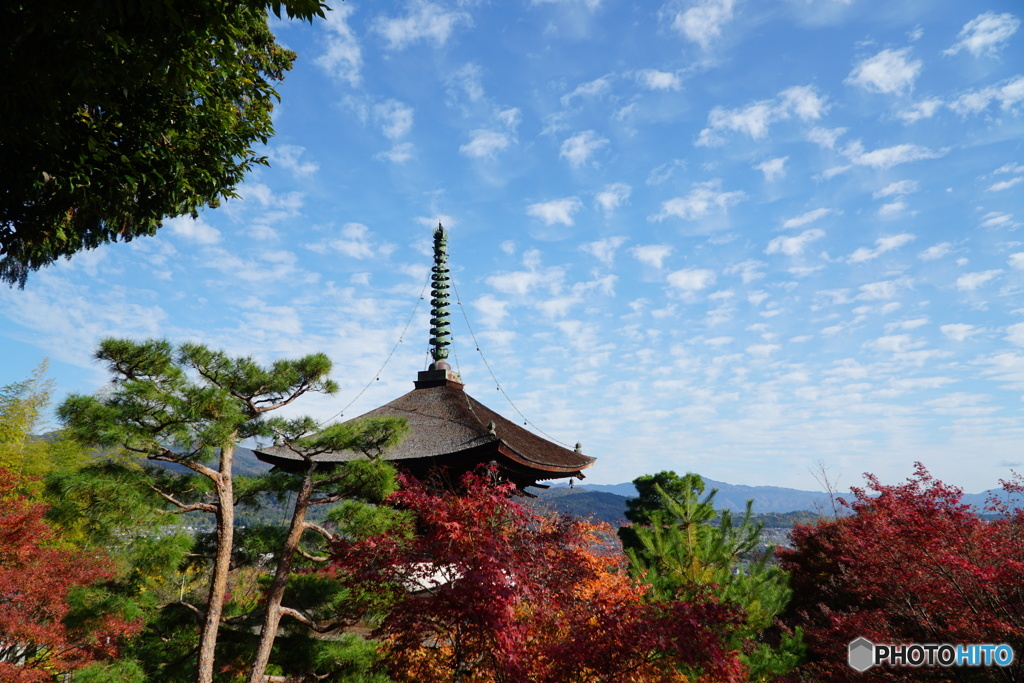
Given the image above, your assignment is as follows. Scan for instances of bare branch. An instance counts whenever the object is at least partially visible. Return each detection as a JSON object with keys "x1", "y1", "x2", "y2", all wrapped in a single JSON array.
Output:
[
  {"x1": 296, "y1": 546, "x2": 329, "y2": 563},
  {"x1": 302, "y1": 522, "x2": 334, "y2": 542},
  {"x1": 150, "y1": 485, "x2": 216, "y2": 514}
]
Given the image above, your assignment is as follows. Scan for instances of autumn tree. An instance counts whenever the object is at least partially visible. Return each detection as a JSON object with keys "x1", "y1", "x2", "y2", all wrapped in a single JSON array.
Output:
[
  {"x1": 330, "y1": 469, "x2": 747, "y2": 683},
  {"x1": 620, "y1": 471, "x2": 803, "y2": 681},
  {"x1": 777, "y1": 463, "x2": 1024, "y2": 682},
  {"x1": 57, "y1": 338, "x2": 348, "y2": 683},
  {"x1": 0, "y1": 467, "x2": 140, "y2": 682},
  {"x1": 0, "y1": 0, "x2": 327, "y2": 286}
]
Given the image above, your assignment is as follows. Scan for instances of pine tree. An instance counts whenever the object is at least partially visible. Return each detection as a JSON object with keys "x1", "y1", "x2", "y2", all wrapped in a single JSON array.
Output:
[{"x1": 619, "y1": 471, "x2": 803, "y2": 680}]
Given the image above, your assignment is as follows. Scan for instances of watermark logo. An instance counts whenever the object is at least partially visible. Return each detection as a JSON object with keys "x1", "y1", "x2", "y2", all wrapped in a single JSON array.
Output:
[{"x1": 849, "y1": 638, "x2": 1015, "y2": 671}]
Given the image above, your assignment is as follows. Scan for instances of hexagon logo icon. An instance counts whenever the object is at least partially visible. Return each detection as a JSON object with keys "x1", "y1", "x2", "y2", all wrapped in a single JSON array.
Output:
[{"x1": 848, "y1": 637, "x2": 875, "y2": 672}]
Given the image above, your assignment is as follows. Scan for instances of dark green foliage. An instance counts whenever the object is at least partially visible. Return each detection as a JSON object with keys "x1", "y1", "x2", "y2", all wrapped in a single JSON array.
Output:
[
  {"x1": 0, "y1": 0, "x2": 328, "y2": 286},
  {"x1": 620, "y1": 471, "x2": 804, "y2": 681}
]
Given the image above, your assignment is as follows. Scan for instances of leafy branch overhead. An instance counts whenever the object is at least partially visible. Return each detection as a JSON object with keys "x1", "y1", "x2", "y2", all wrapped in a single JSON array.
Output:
[{"x1": 0, "y1": 0, "x2": 330, "y2": 287}]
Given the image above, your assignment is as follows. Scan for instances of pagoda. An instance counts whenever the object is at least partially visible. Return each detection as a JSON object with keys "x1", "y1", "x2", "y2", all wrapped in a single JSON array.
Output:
[{"x1": 255, "y1": 224, "x2": 595, "y2": 490}]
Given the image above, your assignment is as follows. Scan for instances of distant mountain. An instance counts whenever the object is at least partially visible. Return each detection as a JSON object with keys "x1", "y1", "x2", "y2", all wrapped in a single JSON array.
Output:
[
  {"x1": 547, "y1": 480, "x2": 849, "y2": 514},
  {"x1": 546, "y1": 479, "x2": 1024, "y2": 515}
]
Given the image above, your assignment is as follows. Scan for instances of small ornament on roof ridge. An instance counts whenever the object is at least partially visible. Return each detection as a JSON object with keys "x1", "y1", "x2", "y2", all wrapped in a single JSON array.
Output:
[{"x1": 574, "y1": 442, "x2": 582, "y2": 453}]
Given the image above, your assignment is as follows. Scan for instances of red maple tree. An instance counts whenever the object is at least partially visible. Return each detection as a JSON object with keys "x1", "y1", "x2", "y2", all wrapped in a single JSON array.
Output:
[
  {"x1": 329, "y1": 469, "x2": 746, "y2": 683},
  {"x1": 777, "y1": 463, "x2": 1024, "y2": 682},
  {"x1": 0, "y1": 468, "x2": 139, "y2": 683}
]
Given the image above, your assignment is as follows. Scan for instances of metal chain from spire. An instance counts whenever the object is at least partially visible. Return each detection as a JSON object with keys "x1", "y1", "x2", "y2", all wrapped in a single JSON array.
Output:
[{"x1": 429, "y1": 223, "x2": 452, "y2": 366}]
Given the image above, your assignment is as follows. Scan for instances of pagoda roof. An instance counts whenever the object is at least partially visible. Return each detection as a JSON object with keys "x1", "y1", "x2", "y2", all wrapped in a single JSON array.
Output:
[{"x1": 254, "y1": 374, "x2": 595, "y2": 480}]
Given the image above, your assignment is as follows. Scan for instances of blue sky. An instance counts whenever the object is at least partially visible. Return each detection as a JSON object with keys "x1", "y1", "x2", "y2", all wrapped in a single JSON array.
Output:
[{"x1": 3, "y1": 0, "x2": 1024, "y2": 493}]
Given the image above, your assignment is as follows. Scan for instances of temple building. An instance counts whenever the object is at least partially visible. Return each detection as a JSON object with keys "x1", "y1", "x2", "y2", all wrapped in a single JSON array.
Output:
[{"x1": 255, "y1": 224, "x2": 595, "y2": 490}]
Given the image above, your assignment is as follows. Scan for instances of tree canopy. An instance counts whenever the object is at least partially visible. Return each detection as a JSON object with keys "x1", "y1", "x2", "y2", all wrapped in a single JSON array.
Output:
[{"x1": 0, "y1": 0, "x2": 328, "y2": 287}]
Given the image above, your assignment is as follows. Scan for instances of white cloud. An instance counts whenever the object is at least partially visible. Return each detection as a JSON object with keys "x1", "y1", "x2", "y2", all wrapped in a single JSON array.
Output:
[
  {"x1": 857, "y1": 278, "x2": 911, "y2": 300},
  {"x1": 486, "y1": 250, "x2": 564, "y2": 295},
  {"x1": 631, "y1": 245, "x2": 673, "y2": 268},
  {"x1": 460, "y1": 130, "x2": 511, "y2": 158},
  {"x1": 636, "y1": 69, "x2": 682, "y2": 91},
  {"x1": 472, "y1": 294, "x2": 510, "y2": 328},
  {"x1": 873, "y1": 180, "x2": 918, "y2": 199},
  {"x1": 848, "y1": 234, "x2": 915, "y2": 263},
  {"x1": 374, "y1": 2, "x2": 472, "y2": 50},
  {"x1": 667, "y1": 267, "x2": 717, "y2": 291},
  {"x1": 865, "y1": 334, "x2": 923, "y2": 353},
  {"x1": 765, "y1": 228, "x2": 825, "y2": 256},
  {"x1": 497, "y1": 108, "x2": 522, "y2": 130},
  {"x1": 995, "y1": 163, "x2": 1024, "y2": 175},
  {"x1": 446, "y1": 63, "x2": 484, "y2": 103},
  {"x1": 919, "y1": 242, "x2": 953, "y2": 260},
  {"x1": 807, "y1": 126, "x2": 847, "y2": 149},
  {"x1": 878, "y1": 201, "x2": 911, "y2": 218},
  {"x1": 305, "y1": 223, "x2": 384, "y2": 259},
  {"x1": 847, "y1": 48, "x2": 922, "y2": 95},
  {"x1": 782, "y1": 208, "x2": 835, "y2": 229},
  {"x1": 897, "y1": 98, "x2": 943, "y2": 123},
  {"x1": 315, "y1": 5, "x2": 362, "y2": 85},
  {"x1": 652, "y1": 180, "x2": 745, "y2": 221},
  {"x1": 595, "y1": 183, "x2": 632, "y2": 214},
  {"x1": 755, "y1": 157, "x2": 788, "y2": 181},
  {"x1": 560, "y1": 131, "x2": 610, "y2": 167},
  {"x1": 980, "y1": 212, "x2": 1017, "y2": 229},
  {"x1": 1009, "y1": 253, "x2": 1024, "y2": 270},
  {"x1": 270, "y1": 144, "x2": 319, "y2": 177},
  {"x1": 945, "y1": 12, "x2": 1020, "y2": 58},
  {"x1": 724, "y1": 259, "x2": 766, "y2": 284},
  {"x1": 941, "y1": 323, "x2": 977, "y2": 341},
  {"x1": 957, "y1": 270, "x2": 1002, "y2": 291},
  {"x1": 987, "y1": 177, "x2": 1024, "y2": 192},
  {"x1": 843, "y1": 141, "x2": 944, "y2": 169},
  {"x1": 671, "y1": 0, "x2": 735, "y2": 50},
  {"x1": 949, "y1": 76, "x2": 1024, "y2": 116},
  {"x1": 581, "y1": 236, "x2": 627, "y2": 265},
  {"x1": 527, "y1": 197, "x2": 583, "y2": 226},
  {"x1": 698, "y1": 85, "x2": 828, "y2": 145},
  {"x1": 561, "y1": 77, "x2": 613, "y2": 106},
  {"x1": 376, "y1": 142, "x2": 414, "y2": 164},
  {"x1": 374, "y1": 100, "x2": 414, "y2": 139},
  {"x1": 1007, "y1": 323, "x2": 1024, "y2": 346},
  {"x1": 166, "y1": 216, "x2": 221, "y2": 245}
]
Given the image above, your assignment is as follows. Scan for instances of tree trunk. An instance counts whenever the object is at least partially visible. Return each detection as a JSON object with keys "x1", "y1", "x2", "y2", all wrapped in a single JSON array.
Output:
[
  {"x1": 196, "y1": 441, "x2": 236, "y2": 683},
  {"x1": 246, "y1": 464, "x2": 316, "y2": 683}
]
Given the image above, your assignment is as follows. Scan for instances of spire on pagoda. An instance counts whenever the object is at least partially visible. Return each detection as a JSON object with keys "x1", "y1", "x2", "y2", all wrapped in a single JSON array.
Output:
[{"x1": 429, "y1": 223, "x2": 451, "y2": 368}]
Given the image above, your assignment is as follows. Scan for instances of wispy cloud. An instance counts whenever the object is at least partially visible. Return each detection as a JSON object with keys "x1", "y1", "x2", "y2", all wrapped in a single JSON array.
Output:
[
  {"x1": 460, "y1": 130, "x2": 511, "y2": 158},
  {"x1": 766, "y1": 229, "x2": 825, "y2": 256},
  {"x1": 697, "y1": 85, "x2": 828, "y2": 145},
  {"x1": 635, "y1": 69, "x2": 682, "y2": 91},
  {"x1": 631, "y1": 245, "x2": 674, "y2": 269},
  {"x1": 957, "y1": 270, "x2": 1002, "y2": 291},
  {"x1": 843, "y1": 141, "x2": 944, "y2": 169},
  {"x1": 652, "y1": 179, "x2": 745, "y2": 221},
  {"x1": 374, "y1": 1, "x2": 472, "y2": 50},
  {"x1": 782, "y1": 208, "x2": 836, "y2": 229},
  {"x1": 847, "y1": 48, "x2": 922, "y2": 95},
  {"x1": 945, "y1": 12, "x2": 1020, "y2": 58},
  {"x1": 166, "y1": 216, "x2": 221, "y2": 245},
  {"x1": 315, "y1": 5, "x2": 362, "y2": 84},
  {"x1": 755, "y1": 157, "x2": 788, "y2": 181},
  {"x1": 670, "y1": 0, "x2": 735, "y2": 50},
  {"x1": 949, "y1": 76, "x2": 1024, "y2": 116},
  {"x1": 594, "y1": 183, "x2": 632, "y2": 214},
  {"x1": 527, "y1": 197, "x2": 583, "y2": 226},
  {"x1": 849, "y1": 234, "x2": 916, "y2": 263},
  {"x1": 560, "y1": 131, "x2": 610, "y2": 167},
  {"x1": 581, "y1": 236, "x2": 627, "y2": 265},
  {"x1": 667, "y1": 267, "x2": 717, "y2": 292}
]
